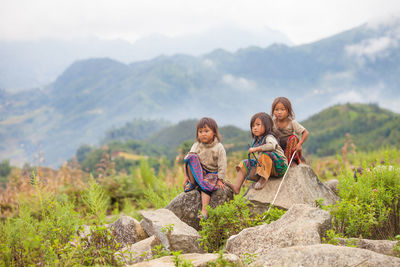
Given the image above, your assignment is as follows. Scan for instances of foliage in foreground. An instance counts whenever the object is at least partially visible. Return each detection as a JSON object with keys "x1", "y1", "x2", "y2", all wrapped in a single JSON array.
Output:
[
  {"x1": 0, "y1": 174, "x2": 122, "y2": 266},
  {"x1": 199, "y1": 195, "x2": 285, "y2": 253},
  {"x1": 324, "y1": 149, "x2": 400, "y2": 240}
]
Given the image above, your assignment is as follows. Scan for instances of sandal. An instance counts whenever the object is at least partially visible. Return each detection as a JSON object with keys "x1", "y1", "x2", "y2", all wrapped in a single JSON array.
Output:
[
  {"x1": 184, "y1": 182, "x2": 196, "y2": 192},
  {"x1": 254, "y1": 178, "x2": 267, "y2": 190},
  {"x1": 197, "y1": 212, "x2": 209, "y2": 220}
]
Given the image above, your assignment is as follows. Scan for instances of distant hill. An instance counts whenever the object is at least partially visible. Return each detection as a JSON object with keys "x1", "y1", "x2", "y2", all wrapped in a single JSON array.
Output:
[
  {"x1": 99, "y1": 103, "x2": 400, "y2": 159},
  {"x1": 1, "y1": 18, "x2": 400, "y2": 166},
  {"x1": 146, "y1": 119, "x2": 250, "y2": 151},
  {"x1": 302, "y1": 103, "x2": 400, "y2": 156},
  {"x1": 101, "y1": 118, "x2": 171, "y2": 144}
]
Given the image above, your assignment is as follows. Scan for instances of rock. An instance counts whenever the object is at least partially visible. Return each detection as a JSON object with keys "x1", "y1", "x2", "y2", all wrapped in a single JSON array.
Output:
[
  {"x1": 324, "y1": 179, "x2": 339, "y2": 195},
  {"x1": 225, "y1": 204, "x2": 331, "y2": 257},
  {"x1": 109, "y1": 216, "x2": 149, "y2": 246},
  {"x1": 338, "y1": 237, "x2": 399, "y2": 257},
  {"x1": 245, "y1": 164, "x2": 340, "y2": 212},
  {"x1": 166, "y1": 187, "x2": 233, "y2": 230},
  {"x1": 251, "y1": 244, "x2": 400, "y2": 267},
  {"x1": 128, "y1": 253, "x2": 240, "y2": 267},
  {"x1": 116, "y1": 236, "x2": 161, "y2": 265},
  {"x1": 140, "y1": 209, "x2": 202, "y2": 253}
]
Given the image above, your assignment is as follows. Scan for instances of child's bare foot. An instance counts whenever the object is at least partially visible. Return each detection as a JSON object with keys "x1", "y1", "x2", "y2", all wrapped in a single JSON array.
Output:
[{"x1": 254, "y1": 177, "x2": 267, "y2": 190}]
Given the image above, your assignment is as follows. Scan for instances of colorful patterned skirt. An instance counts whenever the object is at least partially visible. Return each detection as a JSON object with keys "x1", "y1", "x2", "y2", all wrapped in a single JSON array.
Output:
[
  {"x1": 285, "y1": 135, "x2": 301, "y2": 164},
  {"x1": 184, "y1": 154, "x2": 218, "y2": 195},
  {"x1": 237, "y1": 151, "x2": 287, "y2": 181}
]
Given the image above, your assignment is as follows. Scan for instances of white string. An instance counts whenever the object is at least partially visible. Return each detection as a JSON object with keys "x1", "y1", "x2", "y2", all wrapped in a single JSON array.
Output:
[{"x1": 266, "y1": 150, "x2": 297, "y2": 213}]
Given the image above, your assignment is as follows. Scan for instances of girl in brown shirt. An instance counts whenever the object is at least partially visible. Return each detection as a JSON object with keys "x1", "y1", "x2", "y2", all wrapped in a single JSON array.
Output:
[{"x1": 271, "y1": 97, "x2": 309, "y2": 164}]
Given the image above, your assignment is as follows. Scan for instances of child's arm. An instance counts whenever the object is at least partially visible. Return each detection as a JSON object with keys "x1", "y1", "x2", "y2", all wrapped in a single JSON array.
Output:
[
  {"x1": 248, "y1": 140, "x2": 276, "y2": 153},
  {"x1": 292, "y1": 120, "x2": 308, "y2": 153},
  {"x1": 296, "y1": 129, "x2": 309, "y2": 153},
  {"x1": 216, "y1": 145, "x2": 227, "y2": 189}
]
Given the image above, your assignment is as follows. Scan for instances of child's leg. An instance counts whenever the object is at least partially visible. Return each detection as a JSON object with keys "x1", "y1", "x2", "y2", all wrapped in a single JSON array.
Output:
[
  {"x1": 184, "y1": 154, "x2": 218, "y2": 193},
  {"x1": 183, "y1": 163, "x2": 195, "y2": 184},
  {"x1": 254, "y1": 154, "x2": 273, "y2": 190},
  {"x1": 200, "y1": 191, "x2": 211, "y2": 218},
  {"x1": 285, "y1": 135, "x2": 301, "y2": 164},
  {"x1": 229, "y1": 168, "x2": 246, "y2": 194}
]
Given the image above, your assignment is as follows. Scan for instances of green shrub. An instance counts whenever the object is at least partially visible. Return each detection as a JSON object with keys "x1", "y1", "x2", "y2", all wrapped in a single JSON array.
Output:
[
  {"x1": 61, "y1": 225, "x2": 123, "y2": 266},
  {"x1": 325, "y1": 152, "x2": 400, "y2": 240},
  {"x1": 0, "y1": 172, "x2": 124, "y2": 266},
  {"x1": 199, "y1": 195, "x2": 285, "y2": 252},
  {"x1": 0, "y1": 183, "x2": 83, "y2": 266},
  {"x1": 83, "y1": 176, "x2": 110, "y2": 224}
]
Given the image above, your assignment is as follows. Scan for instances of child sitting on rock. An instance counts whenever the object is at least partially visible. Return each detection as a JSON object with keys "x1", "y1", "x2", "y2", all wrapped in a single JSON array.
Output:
[
  {"x1": 183, "y1": 117, "x2": 227, "y2": 219},
  {"x1": 228, "y1": 112, "x2": 288, "y2": 194},
  {"x1": 271, "y1": 97, "x2": 309, "y2": 164}
]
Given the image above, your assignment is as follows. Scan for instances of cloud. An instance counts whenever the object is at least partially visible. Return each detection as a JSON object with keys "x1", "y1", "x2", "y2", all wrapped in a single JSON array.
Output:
[
  {"x1": 221, "y1": 74, "x2": 256, "y2": 91},
  {"x1": 345, "y1": 36, "x2": 398, "y2": 61},
  {"x1": 2, "y1": 0, "x2": 400, "y2": 44},
  {"x1": 87, "y1": 108, "x2": 103, "y2": 115},
  {"x1": 202, "y1": 59, "x2": 215, "y2": 68},
  {"x1": 330, "y1": 83, "x2": 385, "y2": 104}
]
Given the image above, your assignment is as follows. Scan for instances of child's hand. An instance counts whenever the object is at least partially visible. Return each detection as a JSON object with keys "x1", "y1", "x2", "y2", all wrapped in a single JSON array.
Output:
[
  {"x1": 295, "y1": 143, "x2": 303, "y2": 153},
  {"x1": 216, "y1": 179, "x2": 225, "y2": 189}
]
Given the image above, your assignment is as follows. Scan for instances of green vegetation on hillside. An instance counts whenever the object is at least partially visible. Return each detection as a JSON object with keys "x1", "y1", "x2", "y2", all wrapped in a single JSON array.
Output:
[
  {"x1": 74, "y1": 118, "x2": 251, "y2": 175},
  {"x1": 303, "y1": 103, "x2": 400, "y2": 156},
  {"x1": 101, "y1": 118, "x2": 170, "y2": 144}
]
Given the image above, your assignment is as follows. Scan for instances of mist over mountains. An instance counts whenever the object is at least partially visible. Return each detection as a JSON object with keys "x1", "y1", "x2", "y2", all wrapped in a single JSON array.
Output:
[
  {"x1": 0, "y1": 26, "x2": 291, "y2": 90},
  {"x1": 1, "y1": 18, "x2": 400, "y2": 166}
]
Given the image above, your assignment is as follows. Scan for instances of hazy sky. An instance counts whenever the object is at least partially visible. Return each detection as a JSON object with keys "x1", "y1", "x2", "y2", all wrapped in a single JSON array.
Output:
[{"x1": 1, "y1": 0, "x2": 400, "y2": 44}]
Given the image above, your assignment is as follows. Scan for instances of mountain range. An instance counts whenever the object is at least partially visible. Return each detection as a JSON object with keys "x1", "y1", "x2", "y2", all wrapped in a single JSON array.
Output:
[
  {"x1": 1, "y1": 18, "x2": 400, "y2": 166},
  {"x1": 0, "y1": 25, "x2": 291, "y2": 91}
]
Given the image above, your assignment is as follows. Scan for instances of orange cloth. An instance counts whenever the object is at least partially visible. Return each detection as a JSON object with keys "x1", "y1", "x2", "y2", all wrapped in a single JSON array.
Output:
[{"x1": 237, "y1": 153, "x2": 274, "y2": 181}]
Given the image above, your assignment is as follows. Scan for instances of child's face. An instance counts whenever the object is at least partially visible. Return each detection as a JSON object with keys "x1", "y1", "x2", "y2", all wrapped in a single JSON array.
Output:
[
  {"x1": 273, "y1": 102, "x2": 288, "y2": 120},
  {"x1": 252, "y1": 118, "x2": 265, "y2": 137},
  {"x1": 198, "y1": 125, "x2": 215, "y2": 144}
]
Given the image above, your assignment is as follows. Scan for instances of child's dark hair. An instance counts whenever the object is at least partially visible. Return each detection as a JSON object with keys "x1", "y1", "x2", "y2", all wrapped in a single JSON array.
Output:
[
  {"x1": 271, "y1": 97, "x2": 295, "y2": 119},
  {"x1": 250, "y1": 112, "x2": 277, "y2": 138},
  {"x1": 196, "y1": 117, "x2": 222, "y2": 142}
]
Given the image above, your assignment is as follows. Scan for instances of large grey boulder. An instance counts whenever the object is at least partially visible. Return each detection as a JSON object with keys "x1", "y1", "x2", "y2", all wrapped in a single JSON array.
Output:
[
  {"x1": 338, "y1": 237, "x2": 399, "y2": 257},
  {"x1": 324, "y1": 179, "x2": 339, "y2": 195},
  {"x1": 251, "y1": 244, "x2": 400, "y2": 267},
  {"x1": 245, "y1": 164, "x2": 340, "y2": 212},
  {"x1": 116, "y1": 235, "x2": 161, "y2": 265},
  {"x1": 166, "y1": 187, "x2": 233, "y2": 230},
  {"x1": 225, "y1": 204, "x2": 331, "y2": 257},
  {"x1": 140, "y1": 209, "x2": 202, "y2": 253},
  {"x1": 109, "y1": 216, "x2": 148, "y2": 246},
  {"x1": 128, "y1": 253, "x2": 240, "y2": 267}
]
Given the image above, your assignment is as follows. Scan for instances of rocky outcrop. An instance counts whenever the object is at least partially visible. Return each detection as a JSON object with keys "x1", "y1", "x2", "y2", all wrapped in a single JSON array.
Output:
[
  {"x1": 109, "y1": 216, "x2": 148, "y2": 246},
  {"x1": 324, "y1": 179, "x2": 339, "y2": 194},
  {"x1": 116, "y1": 235, "x2": 161, "y2": 265},
  {"x1": 245, "y1": 164, "x2": 340, "y2": 212},
  {"x1": 251, "y1": 244, "x2": 400, "y2": 267},
  {"x1": 128, "y1": 253, "x2": 240, "y2": 267},
  {"x1": 166, "y1": 187, "x2": 233, "y2": 230},
  {"x1": 338, "y1": 237, "x2": 399, "y2": 257},
  {"x1": 225, "y1": 204, "x2": 331, "y2": 257},
  {"x1": 140, "y1": 209, "x2": 202, "y2": 253}
]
